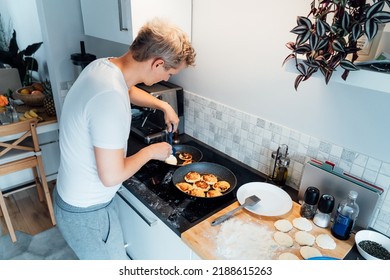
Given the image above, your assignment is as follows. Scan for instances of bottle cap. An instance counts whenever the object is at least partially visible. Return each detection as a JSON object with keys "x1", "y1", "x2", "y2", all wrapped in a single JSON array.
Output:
[
  {"x1": 303, "y1": 186, "x2": 320, "y2": 205},
  {"x1": 348, "y1": 190, "x2": 358, "y2": 199},
  {"x1": 317, "y1": 194, "x2": 335, "y2": 214}
]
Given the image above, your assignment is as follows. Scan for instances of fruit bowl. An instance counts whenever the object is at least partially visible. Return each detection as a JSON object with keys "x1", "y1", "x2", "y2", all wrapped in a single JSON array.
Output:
[
  {"x1": 355, "y1": 230, "x2": 390, "y2": 260},
  {"x1": 13, "y1": 86, "x2": 45, "y2": 106}
]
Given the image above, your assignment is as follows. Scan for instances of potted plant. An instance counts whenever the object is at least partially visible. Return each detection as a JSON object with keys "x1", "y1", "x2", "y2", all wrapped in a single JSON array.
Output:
[
  {"x1": 0, "y1": 29, "x2": 42, "y2": 86},
  {"x1": 283, "y1": 0, "x2": 390, "y2": 90}
]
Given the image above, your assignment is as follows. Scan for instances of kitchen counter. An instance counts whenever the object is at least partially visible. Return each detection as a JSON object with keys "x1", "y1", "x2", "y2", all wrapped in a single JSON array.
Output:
[
  {"x1": 125, "y1": 132, "x2": 363, "y2": 260},
  {"x1": 182, "y1": 201, "x2": 356, "y2": 260}
]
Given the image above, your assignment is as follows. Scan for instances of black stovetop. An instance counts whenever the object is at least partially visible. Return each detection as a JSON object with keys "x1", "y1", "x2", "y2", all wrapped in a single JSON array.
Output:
[{"x1": 122, "y1": 135, "x2": 267, "y2": 236}]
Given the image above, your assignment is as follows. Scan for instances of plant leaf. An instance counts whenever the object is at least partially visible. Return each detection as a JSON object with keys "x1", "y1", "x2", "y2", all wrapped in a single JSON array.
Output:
[
  {"x1": 24, "y1": 57, "x2": 39, "y2": 71},
  {"x1": 8, "y1": 30, "x2": 19, "y2": 56},
  {"x1": 317, "y1": 37, "x2": 329, "y2": 50},
  {"x1": 364, "y1": 19, "x2": 379, "y2": 41},
  {"x1": 282, "y1": 53, "x2": 296, "y2": 66},
  {"x1": 297, "y1": 31, "x2": 311, "y2": 45},
  {"x1": 332, "y1": 39, "x2": 345, "y2": 52},
  {"x1": 291, "y1": 25, "x2": 309, "y2": 35},
  {"x1": 294, "y1": 74, "x2": 305, "y2": 91},
  {"x1": 366, "y1": 1, "x2": 385, "y2": 19},
  {"x1": 340, "y1": 59, "x2": 358, "y2": 71},
  {"x1": 294, "y1": 44, "x2": 311, "y2": 54},
  {"x1": 285, "y1": 41, "x2": 296, "y2": 50},
  {"x1": 24, "y1": 42, "x2": 43, "y2": 56},
  {"x1": 372, "y1": 11, "x2": 390, "y2": 23},
  {"x1": 297, "y1": 16, "x2": 312, "y2": 29},
  {"x1": 316, "y1": 19, "x2": 327, "y2": 37},
  {"x1": 297, "y1": 62, "x2": 307, "y2": 75},
  {"x1": 309, "y1": 33, "x2": 319, "y2": 50},
  {"x1": 351, "y1": 23, "x2": 363, "y2": 42},
  {"x1": 341, "y1": 12, "x2": 350, "y2": 32}
]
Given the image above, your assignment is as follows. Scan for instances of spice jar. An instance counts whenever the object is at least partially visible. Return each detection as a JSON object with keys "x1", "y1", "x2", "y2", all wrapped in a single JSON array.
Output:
[
  {"x1": 300, "y1": 186, "x2": 320, "y2": 219},
  {"x1": 313, "y1": 194, "x2": 335, "y2": 228}
]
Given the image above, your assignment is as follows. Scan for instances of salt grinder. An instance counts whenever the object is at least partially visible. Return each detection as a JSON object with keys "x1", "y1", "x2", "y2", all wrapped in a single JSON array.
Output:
[
  {"x1": 300, "y1": 186, "x2": 320, "y2": 219},
  {"x1": 314, "y1": 194, "x2": 335, "y2": 228}
]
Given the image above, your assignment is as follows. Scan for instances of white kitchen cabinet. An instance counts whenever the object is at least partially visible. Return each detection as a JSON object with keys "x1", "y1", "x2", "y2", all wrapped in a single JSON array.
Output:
[
  {"x1": 115, "y1": 186, "x2": 200, "y2": 260},
  {"x1": 80, "y1": 0, "x2": 192, "y2": 45}
]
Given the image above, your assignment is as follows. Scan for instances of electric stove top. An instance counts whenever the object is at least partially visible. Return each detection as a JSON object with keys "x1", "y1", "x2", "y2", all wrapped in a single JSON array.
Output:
[{"x1": 122, "y1": 136, "x2": 267, "y2": 236}]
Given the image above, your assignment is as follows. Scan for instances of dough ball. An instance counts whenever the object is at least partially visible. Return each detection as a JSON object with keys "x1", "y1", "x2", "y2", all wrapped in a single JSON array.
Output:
[
  {"x1": 165, "y1": 154, "x2": 177, "y2": 165},
  {"x1": 278, "y1": 252, "x2": 299, "y2": 260},
  {"x1": 292, "y1": 217, "x2": 313, "y2": 231},
  {"x1": 274, "y1": 219, "x2": 293, "y2": 232},
  {"x1": 294, "y1": 231, "x2": 315, "y2": 246},
  {"x1": 300, "y1": 246, "x2": 322, "y2": 260},
  {"x1": 316, "y1": 234, "x2": 336, "y2": 250},
  {"x1": 273, "y1": 231, "x2": 294, "y2": 247}
]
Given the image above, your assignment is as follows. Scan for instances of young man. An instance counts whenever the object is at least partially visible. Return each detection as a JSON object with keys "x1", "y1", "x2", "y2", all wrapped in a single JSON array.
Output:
[{"x1": 54, "y1": 18, "x2": 196, "y2": 260}]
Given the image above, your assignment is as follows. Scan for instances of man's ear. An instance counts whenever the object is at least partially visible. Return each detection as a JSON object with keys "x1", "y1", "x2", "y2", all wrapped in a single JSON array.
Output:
[{"x1": 152, "y1": 58, "x2": 165, "y2": 68}]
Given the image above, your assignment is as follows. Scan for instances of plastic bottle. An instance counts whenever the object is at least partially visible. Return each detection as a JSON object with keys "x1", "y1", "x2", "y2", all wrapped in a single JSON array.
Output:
[{"x1": 331, "y1": 190, "x2": 359, "y2": 240}]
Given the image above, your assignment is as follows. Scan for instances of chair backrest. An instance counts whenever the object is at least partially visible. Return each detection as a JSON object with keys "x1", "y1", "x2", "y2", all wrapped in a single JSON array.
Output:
[{"x1": 0, "y1": 119, "x2": 40, "y2": 160}]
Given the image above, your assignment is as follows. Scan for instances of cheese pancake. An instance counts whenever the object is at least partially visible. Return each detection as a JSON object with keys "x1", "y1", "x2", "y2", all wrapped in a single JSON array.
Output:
[
  {"x1": 184, "y1": 171, "x2": 201, "y2": 183},
  {"x1": 175, "y1": 182, "x2": 194, "y2": 193},
  {"x1": 206, "y1": 189, "x2": 222, "y2": 198},
  {"x1": 213, "y1": 180, "x2": 231, "y2": 192},
  {"x1": 182, "y1": 160, "x2": 193, "y2": 165},
  {"x1": 193, "y1": 180, "x2": 210, "y2": 191},
  {"x1": 202, "y1": 173, "x2": 218, "y2": 185},
  {"x1": 189, "y1": 188, "x2": 206, "y2": 197},
  {"x1": 178, "y1": 152, "x2": 193, "y2": 161}
]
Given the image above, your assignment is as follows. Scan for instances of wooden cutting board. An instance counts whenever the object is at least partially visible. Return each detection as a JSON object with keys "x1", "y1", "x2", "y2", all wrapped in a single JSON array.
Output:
[{"x1": 181, "y1": 201, "x2": 355, "y2": 260}]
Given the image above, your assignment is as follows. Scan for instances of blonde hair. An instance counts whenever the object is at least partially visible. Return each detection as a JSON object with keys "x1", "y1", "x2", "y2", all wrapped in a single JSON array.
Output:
[{"x1": 130, "y1": 18, "x2": 196, "y2": 69}]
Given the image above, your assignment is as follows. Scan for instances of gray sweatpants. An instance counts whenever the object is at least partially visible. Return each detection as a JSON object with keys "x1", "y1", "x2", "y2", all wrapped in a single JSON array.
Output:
[{"x1": 53, "y1": 187, "x2": 129, "y2": 260}]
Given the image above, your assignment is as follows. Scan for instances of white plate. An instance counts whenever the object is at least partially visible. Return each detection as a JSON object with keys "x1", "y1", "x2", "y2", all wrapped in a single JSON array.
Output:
[{"x1": 237, "y1": 182, "x2": 293, "y2": 216}]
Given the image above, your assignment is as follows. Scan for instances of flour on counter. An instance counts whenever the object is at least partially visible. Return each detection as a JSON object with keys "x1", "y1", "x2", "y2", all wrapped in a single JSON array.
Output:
[{"x1": 215, "y1": 219, "x2": 278, "y2": 260}]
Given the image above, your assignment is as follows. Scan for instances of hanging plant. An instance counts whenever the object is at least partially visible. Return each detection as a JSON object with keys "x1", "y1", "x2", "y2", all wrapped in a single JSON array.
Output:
[{"x1": 283, "y1": 0, "x2": 390, "y2": 90}]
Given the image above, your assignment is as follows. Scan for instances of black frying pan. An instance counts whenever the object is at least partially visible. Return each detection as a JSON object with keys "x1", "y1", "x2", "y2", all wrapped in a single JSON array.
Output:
[
  {"x1": 172, "y1": 162, "x2": 237, "y2": 199},
  {"x1": 166, "y1": 144, "x2": 203, "y2": 166}
]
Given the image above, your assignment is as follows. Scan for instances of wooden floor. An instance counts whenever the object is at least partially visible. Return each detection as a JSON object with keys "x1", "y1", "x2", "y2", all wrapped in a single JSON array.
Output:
[{"x1": 0, "y1": 181, "x2": 56, "y2": 238}]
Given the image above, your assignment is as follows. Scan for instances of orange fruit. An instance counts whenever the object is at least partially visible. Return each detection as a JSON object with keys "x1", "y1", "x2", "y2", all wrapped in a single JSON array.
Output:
[
  {"x1": 31, "y1": 90, "x2": 44, "y2": 96},
  {"x1": 20, "y1": 88, "x2": 31, "y2": 94},
  {"x1": 32, "y1": 83, "x2": 44, "y2": 92}
]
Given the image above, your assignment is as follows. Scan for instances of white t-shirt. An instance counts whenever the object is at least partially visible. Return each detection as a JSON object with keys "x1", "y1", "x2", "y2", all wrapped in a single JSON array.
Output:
[{"x1": 56, "y1": 58, "x2": 131, "y2": 207}]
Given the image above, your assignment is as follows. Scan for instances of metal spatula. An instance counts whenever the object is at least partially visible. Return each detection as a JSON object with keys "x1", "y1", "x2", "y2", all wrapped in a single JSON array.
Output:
[{"x1": 211, "y1": 195, "x2": 261, "y2": 226}]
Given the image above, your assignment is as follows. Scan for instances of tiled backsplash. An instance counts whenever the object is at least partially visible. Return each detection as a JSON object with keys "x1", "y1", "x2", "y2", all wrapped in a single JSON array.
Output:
[{"x1": 183, "y1": 91, "x2": 390, "y2": 236}]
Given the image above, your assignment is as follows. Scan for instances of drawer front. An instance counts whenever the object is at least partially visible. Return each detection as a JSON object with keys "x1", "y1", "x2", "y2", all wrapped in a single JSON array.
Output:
[{"x1": 115, "y1": 187, "x2": 192, "y2": 260}]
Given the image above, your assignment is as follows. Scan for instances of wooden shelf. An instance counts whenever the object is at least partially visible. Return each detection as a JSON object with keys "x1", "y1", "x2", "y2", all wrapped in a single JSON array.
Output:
[{"x1": 284, "y1": 59, "x2": 390, "y2": 93}]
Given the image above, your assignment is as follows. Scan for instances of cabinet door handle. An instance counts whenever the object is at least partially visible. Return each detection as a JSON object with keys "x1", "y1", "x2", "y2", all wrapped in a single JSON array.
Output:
[
  {"x1": 117, "y1": 0, "x2": 128, "y2": 31},
  {"x1": 117, "y1": 190, "x2": 158, "y2": 227}
]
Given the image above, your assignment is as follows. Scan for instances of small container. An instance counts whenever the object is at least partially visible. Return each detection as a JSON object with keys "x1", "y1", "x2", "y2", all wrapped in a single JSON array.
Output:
[
  {"x1": 300, "y1": 186, "x2": 320, "y2": 219},
  {"x1": 269, "y1": 144, "x2": 290, "y2": 186},
  {"x1": 313, "y1": 194, "x2": 335, "y2": 228}
]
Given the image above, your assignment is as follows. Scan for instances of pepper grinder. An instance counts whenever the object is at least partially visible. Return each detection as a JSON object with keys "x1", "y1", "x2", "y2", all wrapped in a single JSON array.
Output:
[
  {"x1": 313, "y1": 194, "x2": 335, "y2": 228},
  {"x1": 300, "y1": 186, "x2": 320, "y2": 219}
]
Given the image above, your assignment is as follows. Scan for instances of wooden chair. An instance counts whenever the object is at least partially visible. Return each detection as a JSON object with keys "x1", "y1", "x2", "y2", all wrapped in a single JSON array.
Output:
[{"x1": 0, "y1": 119, "x2": 56, "y2": 242}]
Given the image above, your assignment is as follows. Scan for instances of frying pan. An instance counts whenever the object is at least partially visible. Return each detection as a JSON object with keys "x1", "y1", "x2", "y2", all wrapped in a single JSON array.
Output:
[
  {"x1": 172, "y1": 162, "x2": 237, "y2": 199},
  {"x1": 166, "y1": 144, "x2": 203, "y2": 166}
]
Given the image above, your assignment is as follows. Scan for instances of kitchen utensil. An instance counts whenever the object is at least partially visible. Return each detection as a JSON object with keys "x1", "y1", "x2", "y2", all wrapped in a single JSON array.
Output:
[
  {"x1": 168, "y1": 124, "x2": 176, "y2": 154},
  {"x1": 236, "y1": 182, "x2": 292, "y2": 216},
  {"x1": 211, "y1": 195, "x2": 261, "y2": 226},
  {"x1": 165, "y1": 144, "x2": 203, "y2": 166},
  {"x1": 171, "y1": 162, "x2": 237, "y2": 198},
  {"x1": 355, "y1": 229, "x2": 390, "y2": 260}
]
